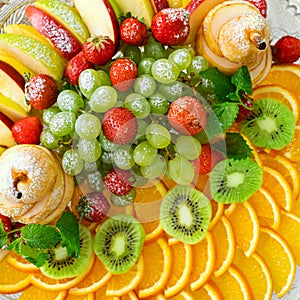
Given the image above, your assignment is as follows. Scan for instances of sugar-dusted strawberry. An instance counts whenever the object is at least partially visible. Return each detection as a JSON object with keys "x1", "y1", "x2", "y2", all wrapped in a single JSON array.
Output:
[
  {"x1": 82, "y1": 35, "x2": 115, "y2": 66},
  {"x1": 120, "y1": 17, "x2": 148, "y2": 46},
  {"x1": 12, "y1": 116, "x2": 43, "y2": 145},
  {"x1": 103, "y1": 168, "x2": 133, "y2": 196},
  {"x1": 25, "y1": 74, "x2": 58, "y2": 110},
  {"x1": 64, "y1": 51, "x2": 94, "y2": 85},
  {"x1": 168, "y1": 96, "x2": 207, "y2": 136},
  {"x1": 246, "y1": 0, "x2": 267, "y2": 17},
  {"x1": 151, "y1": 8, "x2": 190, "y2": 46},
  {"x1": 0, "y1": 213, "x2": 12, "y2": 233},
  {"x1": 272, "y1": 35, "x2": 300, "y2": 63},
  {"x1": 76, "y1": 192, "x2": 110, "y2": 222},
  {"x1": 109, "y1": 58, "x2": 138, "y2": 92},
  {"x1": 236, "y1": 97, "x2": 253, "y2": 122},
  {"x1": 102, "y1": 107, "x2": 138, "y2": 144}
]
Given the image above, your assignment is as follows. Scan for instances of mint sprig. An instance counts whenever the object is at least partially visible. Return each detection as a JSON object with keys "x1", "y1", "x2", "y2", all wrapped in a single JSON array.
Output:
[{"x1": 212, "y1": 102, "x2": 239, "y2": 131}]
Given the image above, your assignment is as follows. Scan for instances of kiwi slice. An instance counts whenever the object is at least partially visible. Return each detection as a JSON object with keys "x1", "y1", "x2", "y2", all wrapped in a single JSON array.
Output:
[
  {"x1": 93, "y1": 214, "x2": 145, "y2": 274},
  {"x1": 210, "y1": 158, "x2": 262, "y2": 204},
  {"x1": 160, "y1": 185, "x2": 212, "y2": 245},
  {"x1": 40, "y1": 224, "x2": 93, "y2": 279},
  {"x1": 242, "y1": 97, "x2": 296, "y2": 150}
]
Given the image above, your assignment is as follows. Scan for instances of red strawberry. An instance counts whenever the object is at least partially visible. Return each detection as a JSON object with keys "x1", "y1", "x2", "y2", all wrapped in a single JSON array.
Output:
[
  {"x1": 120, "y1": 17, "x2": 148, "y2": 46},
  {"x1": 12, "y1": 116, "x2": 43, "y2": 145},
  {"x1": 25, "y1": 74, "x2": 58, "y2": 110},
  {"x1": 102, "y1": 107, "x2": 138, "y2": 144},
  {"x1": 82, "y1": 35, "x2": 115, "y2": 65},
  {"x1": 151, "y1": 8, "x2": 190, "y2": 46},
  {"x1": 109, "y1": 58, "x2": 138, "y2": 92},
  {"x1": 167, "y1": 96, "x2": 207, "y2": 136},
  {"x1": 0, "y1": 214, "x2": 12, "y2": 233},
  {"x1": 103, "y1": 168, "x2": 133, "y2": 196},
  {"x1": 235, "y1": 97, "x2": 253, "y2": 122},
  {"x1": 272, "y1": 35, "x2": 300, "y2": 63},
  {"x1": 246, "y1": 0, "x2": 267, "y2": 18},
  {"x1": 64, "y1": 51, "x2": 94, "y2": 85},
  {"x1": 76, "y1": 192, "x2": 110, "y2": 222}
]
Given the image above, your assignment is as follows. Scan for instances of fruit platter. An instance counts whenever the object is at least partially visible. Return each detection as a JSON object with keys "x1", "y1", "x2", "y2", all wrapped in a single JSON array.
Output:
[{"x1": 0, "y1": 0, "x2": 300, "y2": 299}]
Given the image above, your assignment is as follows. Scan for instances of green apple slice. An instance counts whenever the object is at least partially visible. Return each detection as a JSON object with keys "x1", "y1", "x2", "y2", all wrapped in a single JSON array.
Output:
[
  {"x1": 34, "y1": 0, "x2": 90, "y2": 44},
  {"x1": 0, "y1": 33, "x2": 66, "y2": 82},
  {"x1": 0, "y1": 93, "x2": 28, "y2": 122}
]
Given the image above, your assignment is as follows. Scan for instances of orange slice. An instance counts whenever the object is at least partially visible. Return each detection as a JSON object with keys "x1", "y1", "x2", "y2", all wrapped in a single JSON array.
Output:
[
  {"x1": 6, "y1": 252, "x2": 39, "y2": 273},
  {"x1": 233, "y1": 248, "x2": 273, "y2": 300},
  {"x1": 191, "y1": 281, "x2": 223, "y2": 299},
  {"x1": 277, "y1": 210, "x2": 300, "y2": 265},
  {"x1": 189, "y1": 232, "x2": 215, "y2": 291},
  {"x1": 227, "y1": 202, "x2": 260, "y2": 257},
  {"x1": 106, "y1": 255, "x2": 144, "y2": 297},
  {"x1": 255, "y1": 226, "x2": 296, "y2": 298},
  {"x1": 262, "y1": 166, "x2": 293, "y2": 211},
  {"x1": 94, "y1": 284, "x2": 118, "y2": 300},
  {"x1": 136, "y1": 238, "x2": 172, "y2": 298},
  {"x1": 211, "y1": 265, "x2": 251, "y2": 299},
  {"x1": 208, "y1": 200, "x2": 224, "y2": 230},
  {"x1": 280, "y1": 125, "x2": 300, "y2": 163},
  {"x1": 0, "y1": 256, "x2": 33, "y2": 294},
  {"x1": 253, "y1": 84, "x2": 299, "y2": 124},
  {"x1": 19, "y1": 285, "x2": 67, "y2": 300},
  {"x1": 167, "y1": 290, "x2": 194, "y2": 300},
  {"x1": 210, "y1": 216, "x2": 235, "y2": 278},
  {"x1": 31, "y1": 254, "x2": 95, "y2": 291},
  {"x1": 247, "y1": 187, "x2": 281, "y2": 230},
  {"x1": 194, "y1": 173, "x2": 211, "y2": 199},
  {"x1": 65, "y1": 294, "x2": 95, "y2": 300},
  {"x1": 121, "y1": 291, "x2": 139, "y2": 300},
  {"x1": 68, "y1": 256, "x2": 112, "y2": 295},
  {"x1": 164, "y1": 241, "x2": 193, "y2": 298}
]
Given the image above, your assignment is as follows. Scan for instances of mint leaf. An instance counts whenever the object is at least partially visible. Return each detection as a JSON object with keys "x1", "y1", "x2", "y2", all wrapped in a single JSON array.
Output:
[
  {"x1": 21, "y1": 224, "x2": 60, "y2": 249},
  {"x1": 7, "y1": 238, "x2": 22, "y2": 253},
  {"x1": 19, "y1": 243, "x2": 50, "y2": 267},
  {"x1": 0, "y1": 220, "x2": 8, "y2": 248},
  {"x1": 200, "y1": 67, "x2": 235, "y2": 102},
  {"x1": 56, "y1": 211, "x2": 80, "y2": 257},
  {"x1": 225, "y1": 132, "x2": 253, "y2": 160},
  {"x1": 231, "y1": 66, "x2": 252, "y2": 95},
  {"x1": 213, "y1": 102, "x2": 239, "y2": 131}
]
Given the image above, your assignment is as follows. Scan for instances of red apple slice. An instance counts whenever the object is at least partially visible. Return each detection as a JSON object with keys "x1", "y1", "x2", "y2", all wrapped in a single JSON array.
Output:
[
  {"x1": 26, "y1": 5, "x2": 82, "y2": 60},
  {"x1": 0, "y1": 111, "x2": 14, "y2": 130},
  {"x1": 0, "y1": 119, "x2": 14, "y2": 147}
]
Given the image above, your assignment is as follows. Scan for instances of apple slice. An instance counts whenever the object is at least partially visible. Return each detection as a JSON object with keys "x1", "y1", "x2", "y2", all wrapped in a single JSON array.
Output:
[
  {"x1": 0, "y1": 33, "x2": 67, "y2": 82},
  {"x1": 73, "y1": 0, "x2": 120, "y2": 50},
  {"x1": 26, "y1": 6, "x2": 82, "y2": 60},
  {"x1": 33, "y1": 0, "x2": 90, "y2": 45},
  {"x1": 0, "y1": 119, "x2": 14, "y2": 148},
  {"x1": 0, "y1": 94, "x2": 28, "y2": 122},
  {"x1": 0, "y1": 111, "x2": 14, "y2": 130}
]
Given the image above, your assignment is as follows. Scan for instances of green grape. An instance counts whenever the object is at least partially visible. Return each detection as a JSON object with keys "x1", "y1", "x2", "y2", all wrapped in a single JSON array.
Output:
[
  {"x1": 111, "y1": 146, "x2": 135, "y2": 170},
  {"x1": 40, "y1": 128, "x2": 61, "y2": 149},
  {"x1": 148, "y1": 93, "x2": 169, "y2": 114},
  {"x1": 75, "y1": 113, "x2": 101, "y2": 140},
  {"x1": 89, "y1": 86, "x2": 117, "y2": 113},
  {"x1": 133, "y1": 140, "x2": 157, "y2": 166},
  {"x1": 57, "y1": 90, "x2": 85, "y2": 114},
  {"x1": 138, "y1": 57, "x2": 155, "y2": 75},
  {"x1": 110, "y1": 188, "x2": 136, "y2": 207},
  {"x1": 123, "y1": 44, "x2": 142, "y2": 64},
  {"x1": 168, "y1": 156, "x2": 195, "y2": 185},
  {"x1": 49, "y1": 111, "x2": 76, "y2": 137},
  {"x1": 87, "y1": 171, "x2": 105, "y2": 192},
  {"x1": 101, "y1": 151, "x2": 113, "y2": 165},
  {"x1": 157, "y1": 81, "x2": 185, "y2": 102},
  {"x1": 133, "y1": 74, "x2": 157, "y2": 97},
  {"x1": 124, "y1": 93, "x2": 151, "y2": 119},
  {"x1": 97, "y1": 70, "x2": 112, "y2": 86},
  {"x1": 99, "y1": 132, "x2": 119, "y2": 152},
  {"x1": 187, "y1": 55, "x2": 209, "y2": 77},
  {"x1": 78, "y1": 69, "x2": 101, "y2": 99},
  {"x1": 168, "y1": 48, "x2": 192, "y2": 71},
  {"x1": 56, "y1": 144, "x2": 71, "y2": 158},
  {"x1": 62, "y1": 149, "x2": 84, "y2": 175},
  {"x1": 130, "y1": 164, "x2": 148, "y2": 187},
  {"x1": 136, "y1": 118, "x2": 149, "y2": 141},
  {"x1": 145, "y1": 123, "x2": 171, "y2": 149},
  {"x1": 78, "y1": 138, "x2": 102, "y2": 162},
  {"x1": 151, "y1": 59, "x2": 179, "y2": 84},
  {"x1": 144, "y1": 36, "x2": 168, "y2": 60},
  {"x1": 84, "y1": 159, "x2": 101, "y2": 173},
  {"x1": 42, "y1": 106, "x2": 61, "y2": 125},
  {"x1": 174, "y1": 136, "x2": 202, "y2": 160},
  {"x1": 140, "y1": 154, "x2": 167, "y2": 179}
]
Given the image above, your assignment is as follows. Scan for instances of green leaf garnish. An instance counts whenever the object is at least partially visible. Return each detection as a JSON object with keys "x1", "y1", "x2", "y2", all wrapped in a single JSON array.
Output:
[
  {"x1": 0, "y1": 220, "x2": 8, "y2": 248},
  {"x1": 225, "y1": 132, "x2": 253, "y2": 160},
  {"x1": 231, "y1": 66, "x2": 252, "y2": 95},
  {"x1": 213, "y1": 102, "x2": 239, "y2": 131},
  {"x1": 19, "y1": 243, "x2": 50, "y2": 267}
]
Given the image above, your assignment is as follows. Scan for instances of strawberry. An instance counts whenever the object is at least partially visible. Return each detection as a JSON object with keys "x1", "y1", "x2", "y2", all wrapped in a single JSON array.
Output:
[
  {"x1": 109, "y1": 58, "x2": 138, "y2": 92},
  {"x1": 25, "y1": 74, "x2": 58, "y2": 110},
  {"x1": 246, "y1": 0, "x2": 267, "y2": 17},
  {"x1": 235, "y1": 97, "x2": 253, "y2": 122},
  {"x1": 102, "y1": 107, "x2": 138, "y2": 144},
  {"x1": 151, "y1": 8, "x2": 190, "y2": 46},
  {"x1": 167, "y1": 96, "x2": 207, "y2": 136},
  {"x1": 0, "y1": 214, "x2": 12, "y2": 233},
  {"x1": 120, "y1": 17, "x2": 148, "y2": 46},
  {"x1": 103, "y1": 168, "x2": 133, "y2": 196},
  {"x1": 12, "y1": 116, "x2": 43, "y2": 145},
  {"x1": 64, "y1": 51, "x2": 94, "y2": 85},
  {"x1": 272, "y1": 35, "x2": 300, "y2": 63},
  {"x1": 76, "y1": 192, "x2": 110, "y2": 222},
  {"x1": 82, "y1": 35, "x2": 115, "y2": 65}
]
